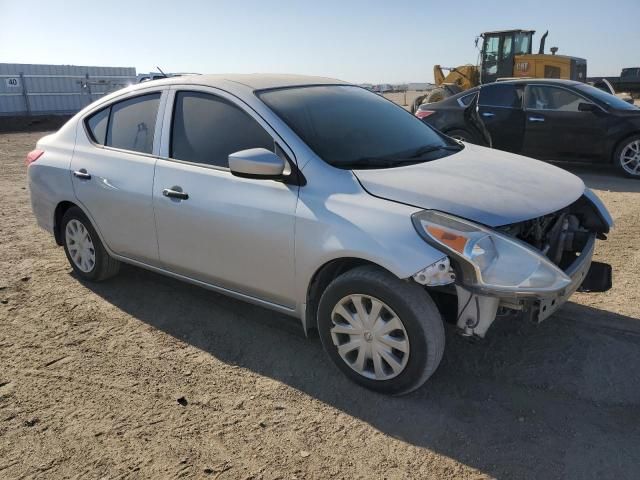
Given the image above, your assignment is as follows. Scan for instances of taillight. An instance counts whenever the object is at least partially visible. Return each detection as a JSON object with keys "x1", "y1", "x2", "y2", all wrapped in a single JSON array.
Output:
[
  {"x1": 25, "y1": 149, "x2": 44, "y2": 166},
  {"x1": 415, "y1": 110, "x2": 436, "y2": 119}
]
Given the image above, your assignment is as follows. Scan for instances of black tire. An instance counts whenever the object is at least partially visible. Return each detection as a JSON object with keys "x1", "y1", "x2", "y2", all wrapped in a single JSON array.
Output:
[
  {"x1": 613, "y1": 134, "x2": 640, "y2": 179},
  {"x1": 423, "y1": 87, "x2": 450, "y2": 104},
  {"x1": 61, "y1": 206, "x2": 120, "y2": 281},
  {"x1": 411, "y1": 94, "x2": 428, "y2": 114},
  {"x1": 445, "y1": 128, "x2": 478, "y2": 144},
  {"x1": 317, "y1": 266, "x2": 445, "y2": 395}
]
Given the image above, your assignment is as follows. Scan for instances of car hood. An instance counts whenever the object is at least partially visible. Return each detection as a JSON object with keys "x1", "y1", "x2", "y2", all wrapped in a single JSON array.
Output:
[{"x1": 353, "y1": 143, "x2": 585, "y2": 227}]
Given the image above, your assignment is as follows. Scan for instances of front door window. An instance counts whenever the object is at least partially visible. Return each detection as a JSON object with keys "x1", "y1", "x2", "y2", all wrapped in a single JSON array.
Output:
[{"x1": 525, "y1": 86, "x2": 583, "y2": 111}]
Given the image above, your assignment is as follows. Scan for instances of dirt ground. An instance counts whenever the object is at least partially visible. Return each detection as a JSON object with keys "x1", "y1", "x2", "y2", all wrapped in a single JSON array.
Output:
[{"x1": 1, "y1": 131, "x2": 640, "y2": 480}]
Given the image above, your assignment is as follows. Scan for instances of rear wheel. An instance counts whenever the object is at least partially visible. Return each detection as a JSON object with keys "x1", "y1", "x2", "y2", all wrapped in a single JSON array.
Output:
[
  {"x1": 424, "y1": 87, "x2": 450, "y2": 104},
  {"x1": 614, "y1": 135, "x2": 640, "y2": 178},
  {"x1": 411, "y1": 94, "x2": 428, "y2": 114},
  {"x1": 445, "y1": 128, "x2": 478, "y2": 144},
  {"x1": 61, "y1": 207, "x2": 120, "y2": 281},
  {"x1": 317, "y1": 266, "x2": 445, "y2": 395}
]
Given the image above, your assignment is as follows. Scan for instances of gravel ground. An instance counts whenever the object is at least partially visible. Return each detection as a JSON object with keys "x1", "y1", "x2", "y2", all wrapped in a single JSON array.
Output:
[{"x1": 1, "y1": 131, "x2": 640, "y2": 480}]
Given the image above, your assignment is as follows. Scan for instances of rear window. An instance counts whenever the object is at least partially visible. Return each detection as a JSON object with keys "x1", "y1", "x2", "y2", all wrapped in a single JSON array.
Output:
[
  {"x1": 106, "y1": 93, "x2": 161, "y2": 154},
  {"x1": 479, "y1": 84, "x2": 522, "y2": 108}
]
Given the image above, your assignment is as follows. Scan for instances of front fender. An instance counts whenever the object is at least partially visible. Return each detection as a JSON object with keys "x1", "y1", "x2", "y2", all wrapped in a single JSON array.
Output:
[
  {"x1": 583, "y1": 187, "x2": 614, "y2": 232},
  {"x1": 294, "y1": 174, "x2": 446, "y2": 311}
]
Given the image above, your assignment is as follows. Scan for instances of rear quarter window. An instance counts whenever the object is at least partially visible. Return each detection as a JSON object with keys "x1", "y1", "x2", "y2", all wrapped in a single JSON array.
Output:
[
  {"x1": 85, "y1": 107, "x2": 110, "y2": 145},
  {"x1": 458, "y1": 92, "x2": 478, "y2": 106}
]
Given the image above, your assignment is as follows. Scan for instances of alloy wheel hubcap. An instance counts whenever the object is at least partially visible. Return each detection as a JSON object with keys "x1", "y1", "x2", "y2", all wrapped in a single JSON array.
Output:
[
  {"x1": 65, "y1": 219, "x2": 96, "y2": 273},
  {"x1": 330, "y1": 294, "x2": 410, "y2": 381},
  {"x1": 620, "y1": 140, "x2": 640, "y2": 176}
]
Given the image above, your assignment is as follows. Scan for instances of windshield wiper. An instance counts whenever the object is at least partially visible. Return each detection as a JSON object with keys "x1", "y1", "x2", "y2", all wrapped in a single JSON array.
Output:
[
  {"x1": 339, "y1": 157, "x2": 414, "y2": 169},
  {"x1": 341, "y1": 143, "x2": 463, "y2": 169},
  {"x1": 407, "y1": 144, "x2": 462, "y2": 158}
]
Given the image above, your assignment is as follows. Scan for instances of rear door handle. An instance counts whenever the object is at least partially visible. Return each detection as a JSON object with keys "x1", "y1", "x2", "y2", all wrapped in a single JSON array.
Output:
[
  {"x1": 529, "y1": 116, "x2": 545, "y2": 122},
  {"x1": 162, "y1": 188, "x2": 189, "y2": 200},
  {"x1": 73, "y1": 169, "x2": 91, "y2": 180},
  {"x1": 481, "y1": 112, "x2": 495, "y2": 118}
]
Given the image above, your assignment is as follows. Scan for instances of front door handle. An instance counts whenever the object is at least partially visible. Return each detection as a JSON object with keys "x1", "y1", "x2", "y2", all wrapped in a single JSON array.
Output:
[
  {"x1": 529, "y1": 116, "x2": 545, "y2": 122},
  {"x1": 73, "y1": 169, "x2": 91, "y2": 180},
  {"x1": 481, "y1": 112, "x2": 495, "y2": 118},
  {"x1": 162, "y1": 188, "x2": 189, "y2": 200}
]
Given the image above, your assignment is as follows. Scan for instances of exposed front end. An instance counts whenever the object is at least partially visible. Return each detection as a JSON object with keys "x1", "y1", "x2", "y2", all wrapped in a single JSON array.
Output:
[{"x1": 411, "y1": 189, "x2": 613, "y2": 338}]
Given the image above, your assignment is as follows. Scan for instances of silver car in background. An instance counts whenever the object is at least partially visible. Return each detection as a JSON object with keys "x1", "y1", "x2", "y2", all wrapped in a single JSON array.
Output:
[{"x1": 27, "y1": 74, "x2": 613, "y2": 394}]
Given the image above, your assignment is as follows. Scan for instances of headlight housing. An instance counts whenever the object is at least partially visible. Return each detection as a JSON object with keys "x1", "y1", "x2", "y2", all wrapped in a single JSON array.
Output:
[{"x1": 412, "y1": 210, "x2": 571, "y2": 295}]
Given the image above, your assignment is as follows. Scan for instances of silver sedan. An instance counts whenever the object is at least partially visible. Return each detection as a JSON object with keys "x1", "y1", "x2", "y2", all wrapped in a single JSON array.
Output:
[{"x1": 27, "y1": 74, "x2": 613, "y2": 394}]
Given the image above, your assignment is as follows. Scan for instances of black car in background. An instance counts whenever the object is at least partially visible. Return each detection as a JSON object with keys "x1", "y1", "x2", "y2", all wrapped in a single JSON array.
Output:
[{"x1": 416, "y1": 79, "x2": 640, "y2": 178}]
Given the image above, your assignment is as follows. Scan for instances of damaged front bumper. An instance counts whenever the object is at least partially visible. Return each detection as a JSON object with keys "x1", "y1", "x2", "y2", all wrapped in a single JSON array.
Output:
[{"x1": 454, "y1": 234, "x2": 609, "y2": 337}]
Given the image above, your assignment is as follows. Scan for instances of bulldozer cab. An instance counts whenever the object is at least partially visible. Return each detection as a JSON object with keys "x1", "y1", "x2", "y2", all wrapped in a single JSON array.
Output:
[{"x1": 481, "y1": 30, "x2": 534, "y2": 83}]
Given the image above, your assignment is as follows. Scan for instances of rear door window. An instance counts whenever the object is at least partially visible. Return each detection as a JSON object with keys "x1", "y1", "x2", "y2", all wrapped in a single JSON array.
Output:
[
  {"x1": 105, "y1": 93, "x2": 161, "y2": 154},
  {"x1": 170, "y1": 91, "x2": 274, "y2": 169},
  {"x1": 479, "y1": 84, "x2": 522, "y2": 108}
]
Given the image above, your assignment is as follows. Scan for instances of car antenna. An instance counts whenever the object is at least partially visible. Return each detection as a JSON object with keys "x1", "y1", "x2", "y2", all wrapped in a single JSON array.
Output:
[{"x1": 156, "y1": 66, "x2": 168, "y2": 78}]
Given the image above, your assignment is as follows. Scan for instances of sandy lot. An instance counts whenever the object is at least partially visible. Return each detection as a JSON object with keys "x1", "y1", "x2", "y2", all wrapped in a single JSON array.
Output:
[{"x1": 1, "y1": 131, "x2": 640, "y2": 479}]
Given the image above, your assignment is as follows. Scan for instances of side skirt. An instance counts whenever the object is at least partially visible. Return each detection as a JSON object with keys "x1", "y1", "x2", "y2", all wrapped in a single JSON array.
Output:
[{"x1": 109, "y1": 253, "x2": 300, "y2": 320}]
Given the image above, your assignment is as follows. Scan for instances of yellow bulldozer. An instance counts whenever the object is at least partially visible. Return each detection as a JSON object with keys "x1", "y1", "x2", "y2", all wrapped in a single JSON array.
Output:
[{"x1": 412, "y1": 29, "x2": 587, "y2": 111}]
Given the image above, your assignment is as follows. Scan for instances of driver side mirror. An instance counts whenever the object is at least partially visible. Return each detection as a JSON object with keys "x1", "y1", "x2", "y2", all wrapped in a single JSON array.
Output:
[
  {"x1": 228, "y1": 148, "x2": 285, "y2": 180},
  {"x1": 578, "y1": 102, "x2": 598, "y2": 112}
]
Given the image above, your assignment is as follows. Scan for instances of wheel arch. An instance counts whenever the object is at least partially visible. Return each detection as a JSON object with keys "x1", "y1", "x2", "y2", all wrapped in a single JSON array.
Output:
[
  {"x1": 53, "y1": 200, "x2": 78, "y2": 245},
  {"x1": 611, "y1": 131, "x2": 640, "y2": 165},
  {"x1": 443, "y1": 126, "x2": 474, "y2": 137},
  {"x1": 303, "y1": 257, "x2": 398, "y2": 334},
  {"x1": 53, "y1": 200, "x2": 110, "y2": 252}
]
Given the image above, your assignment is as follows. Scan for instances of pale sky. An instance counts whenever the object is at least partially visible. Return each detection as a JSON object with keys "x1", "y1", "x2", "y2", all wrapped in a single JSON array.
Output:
[{"x1": 1, "y1": 0, "x2": 638, "y2": 83}]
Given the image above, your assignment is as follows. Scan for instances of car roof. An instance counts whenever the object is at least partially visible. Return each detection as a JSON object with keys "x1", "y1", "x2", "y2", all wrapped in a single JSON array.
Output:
[
  {"x1": 131, "y1": 73, "x2": 350, "y2": 91},
  {"x1": 419, "y1": 79, "x2": 586, "y2": 109},
  {"x1": 435, "y1": 79, "x2": 584, "y2": 102},
  {"x1": 76, "y1": 73, "x2": 355, "y2": 119},
  {"x1": 488, "y1": 78, "x2": 582, "y2": 87}
]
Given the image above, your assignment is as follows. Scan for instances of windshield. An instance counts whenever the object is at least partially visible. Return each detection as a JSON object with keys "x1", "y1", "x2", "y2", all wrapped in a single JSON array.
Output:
[
  {"x1": 576, "y1": 84, "x2": 640, "y2": 111},
  {"x1": 258, "y1": 85, "x2": 459, "y2": 169}
]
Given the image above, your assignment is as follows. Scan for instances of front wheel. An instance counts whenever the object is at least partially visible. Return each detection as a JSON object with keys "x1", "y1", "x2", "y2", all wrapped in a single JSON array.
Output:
[
  {"x1": 317, "y1": 266, "x2": 445, "y2": 395},
  {"x1": 614, "y1": 135, "x2": 640, "y2": 178}
]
